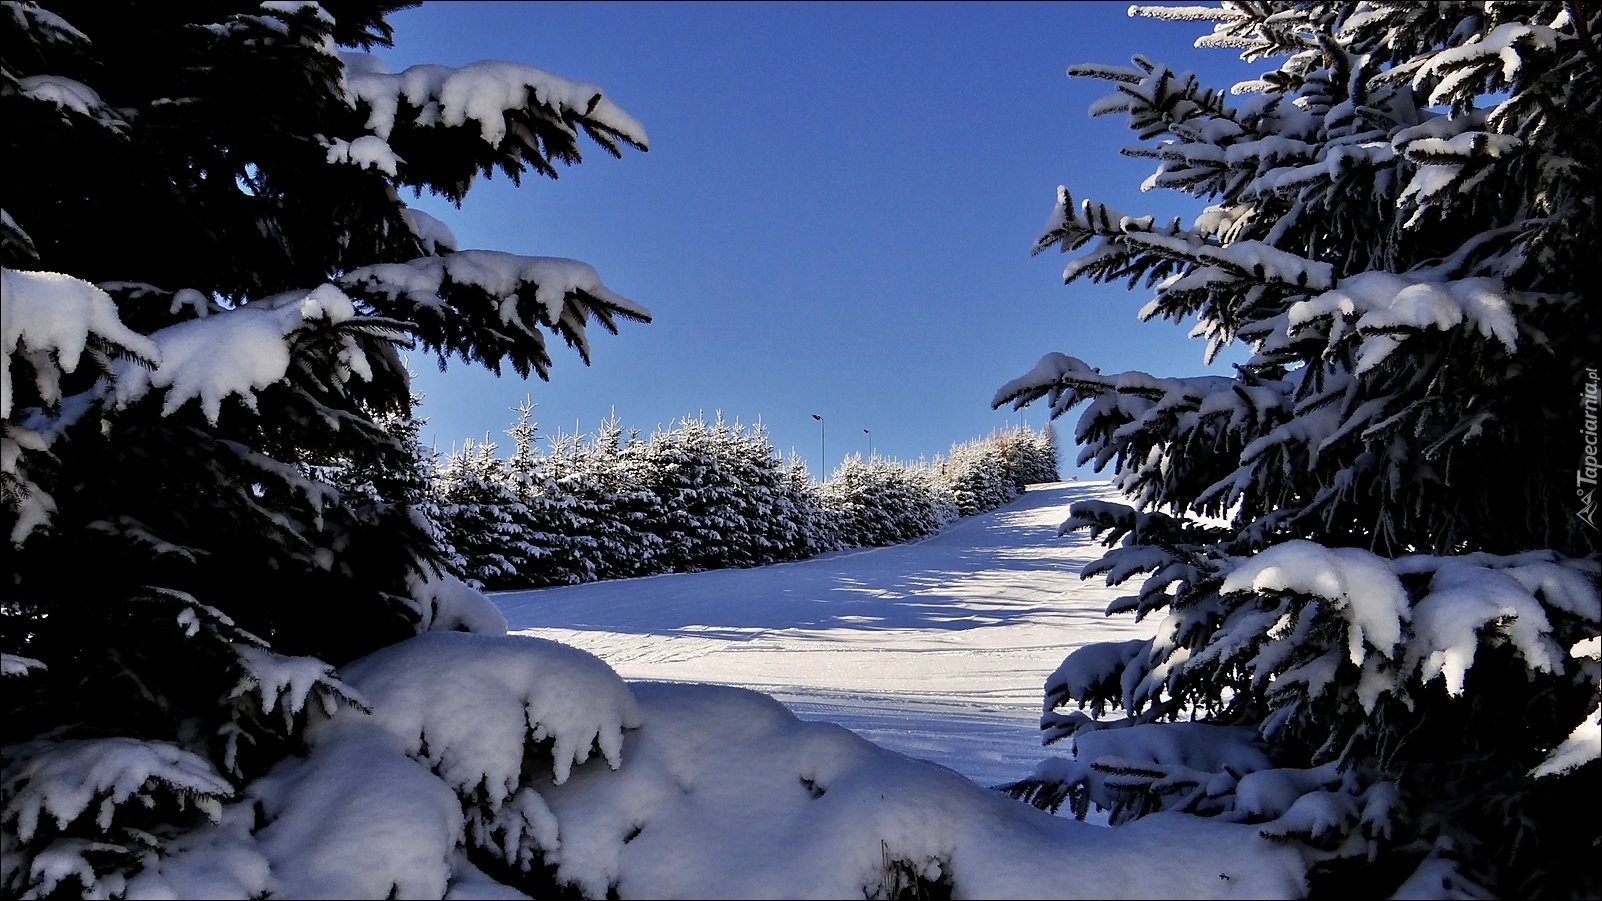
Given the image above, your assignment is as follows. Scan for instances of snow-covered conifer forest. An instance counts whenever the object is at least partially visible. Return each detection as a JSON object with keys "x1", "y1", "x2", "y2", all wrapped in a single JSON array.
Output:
[
  {"x1": 2, "y1": 1, "x2": 1598, "y2": 899},
  {"x1": 431, "y1": 408, "x2": 1058, "y2": 590}
]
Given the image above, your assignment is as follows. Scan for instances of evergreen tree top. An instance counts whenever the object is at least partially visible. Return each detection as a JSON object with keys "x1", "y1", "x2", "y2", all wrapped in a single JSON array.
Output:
[
  {"x1": 0, "y1": 0, "x2": 655, "y2": 817},
  {"x1": 997, "y1": 0, "x2": 1599, "y2": 557}
]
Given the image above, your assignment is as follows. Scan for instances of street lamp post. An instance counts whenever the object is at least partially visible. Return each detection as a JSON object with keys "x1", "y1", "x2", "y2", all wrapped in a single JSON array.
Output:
[
  {"x1": 811, "y1": 413, "x2": 825, "y2": 480},
  {"x1": 864, "y1": 428, "x2": 871, "y2": 460}
]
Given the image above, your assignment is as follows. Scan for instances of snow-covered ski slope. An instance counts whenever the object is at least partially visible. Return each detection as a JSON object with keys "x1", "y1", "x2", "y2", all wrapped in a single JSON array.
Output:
[{"x1": 495, "y1": 480, "x2": 1153, "y2": 789}]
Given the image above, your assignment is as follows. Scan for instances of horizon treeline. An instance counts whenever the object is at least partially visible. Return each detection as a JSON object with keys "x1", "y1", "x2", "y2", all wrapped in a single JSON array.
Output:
[{"x1": 426, "y1": 404, "x2": 1060, "y2": 590}]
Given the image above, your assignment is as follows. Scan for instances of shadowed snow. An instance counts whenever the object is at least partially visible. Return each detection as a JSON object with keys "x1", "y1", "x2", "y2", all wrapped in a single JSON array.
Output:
[{"x1": 494, "y1": 481, "x2": 1152, "y2": 789}]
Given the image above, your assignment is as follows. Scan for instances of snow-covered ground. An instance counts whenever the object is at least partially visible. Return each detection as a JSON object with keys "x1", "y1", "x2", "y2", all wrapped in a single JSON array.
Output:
[
  {"x1": 19, "y1": 480, "x2": 1322, "y2": 899},
  {"x1": 495, "y1": 480, "x2": 1149, "y2": 789}
]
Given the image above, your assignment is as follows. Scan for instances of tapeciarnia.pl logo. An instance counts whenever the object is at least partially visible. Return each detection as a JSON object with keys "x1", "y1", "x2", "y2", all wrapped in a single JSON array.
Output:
[{"x1": 1580, "y1": 367, "x2": 1599, "y2": 530}]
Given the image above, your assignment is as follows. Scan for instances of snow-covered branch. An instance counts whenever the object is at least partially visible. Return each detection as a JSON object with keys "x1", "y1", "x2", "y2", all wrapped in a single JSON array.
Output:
[
  {"x1": 340, "y1": 53, "x2": 648, "y2": 200},
  {"x1": 343, "y1": 250, "x2": 650, "y2": 379}
]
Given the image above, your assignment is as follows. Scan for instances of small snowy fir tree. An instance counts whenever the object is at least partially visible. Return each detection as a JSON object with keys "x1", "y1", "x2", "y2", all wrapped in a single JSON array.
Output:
[
  {"x1": 939, "y1": 435, "x2": 1024, "y2": 516},
  {"x1": 1, "y1": 1, "x2": 648, "y2": 894},
  {"x1": 633, "y1": 414, "x2": 732, "y2": 573},
  {"x1": 712, "y1": 417, "x2": 814, "y2": 568},
  {"x1": 995, "y1": 2, "x2": 1599, "y2": 897},
  {"x1": 563, "y1": 418, "x2": 665, "y2": 581},
  {"x1": 822, "y1": 454, "x2": 959, "y2": 548},
  {"x1": 435, "y1": 435, "x2": 543, "y2": 590},
  {"x1": 659, "y1": 412, "x2": 803, "y2": 572},
  {"x1": 519, "y1": 428, "x2": 617, "y2": 585},
  {"x1": 1001, "y1": 423, "x2": 1061, "y2": 489}
]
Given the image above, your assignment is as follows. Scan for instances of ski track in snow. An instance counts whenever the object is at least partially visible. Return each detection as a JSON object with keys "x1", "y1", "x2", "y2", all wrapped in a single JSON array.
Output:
[{"x1": 494, "y1": 481, "x2": 1151, "y2": 790}]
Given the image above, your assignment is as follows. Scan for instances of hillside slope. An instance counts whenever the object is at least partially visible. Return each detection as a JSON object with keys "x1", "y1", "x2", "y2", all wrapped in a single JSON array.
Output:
[{"x1": 495, "y1": 481, "x2": 1151, "y2": 788}]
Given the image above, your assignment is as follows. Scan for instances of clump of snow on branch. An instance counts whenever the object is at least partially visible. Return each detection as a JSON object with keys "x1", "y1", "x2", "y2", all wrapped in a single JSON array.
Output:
[
  {"x1": 346, "y1": 250, "x2": 647, "y2": 327},
  {"x1": 1414, "y1": 22, "x2": 1559, "y2": 106},
  {"x1": 1287, "y1": 272, "x2": 1519, "y2": 373},
  {"x1": 402, "y1": 208, "x2": 457, "y2": 255},
  {"x1": 1530, "y1": 699, "x2": 1600, "y2": 779},
  {"x1": 1, "y1": 268, "x2": 156, "y2": 419},
  {"x1": 407, "y1": 569, "x2": 510, "y2": 635},
  {"x1": 1404, "y1": 562, "x2": 1564, "y2": 697},
  {"x1": 2, "y1": 269, "x2": 162, "y2": 542},
  {"x1": 1, "y1": 738, "x2": 232, "y2": 845},
  {"x1": 341, "y1": 54, "x2": 649, "y2": 151},
  {"x1": 1021, "y1": 721, "x2": 1274, "y2": 823},
  {"x1": 0, "y1": 654, "x2": 46, "y2": 678},
  {"x1": 230, "y1": 646, "x2": 368, "y2": 730},
  {"x1": 323, "y1": 134, "x2": 402, "y2": 175},
  {"x1": 1221, "y1": 539, "x2": 1410, "y2": 670},
  {"x1": 111, "y1": 284, "x2": 361, "y2": 423},
  {"x1": 15, "y1": 75, "x2": 126, "y2": 131}
]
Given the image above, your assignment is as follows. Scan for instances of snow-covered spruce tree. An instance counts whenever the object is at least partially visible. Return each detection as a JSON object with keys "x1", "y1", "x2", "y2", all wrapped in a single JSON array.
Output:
[
  {"x1": 1, "y1": 1, "x2": 647, "y2": 893},
  {"x1": 939, "y1": 435, "x2": 1023, "y2": 517},
  {"x1": 782, "y1": 451, "x2": 835, "y2": 555},
  {"x1": 573, "y1": 414, "x2": 812, "y2": 570},
  {"x1": 509, "y1": 428, "x2": 614, "y2": 586},
  {"x1": 571, "y1": 416, "x2": 667, "y2": 580},
  {"x1": 435, "y1": 435, "x2": 543, "y2": 590},
  {"x1": 822, "y1": 454, "x2": 959, "y2": 549},
  {"x1": 715, "y1": 418, "x2": 815, "y2": 567},
  {"x1": 996, "y1": 2, "x2": 1599, "y2": 896},
  {"x1": 698, "y1": 416, "x2": 817, "y2": 568},
  {"x1": 633, "y1": 414, "x2": 726, "y2": 572},
  {"x1": 1001, "y1": 423, "x2": 1061, "y2": 489}
]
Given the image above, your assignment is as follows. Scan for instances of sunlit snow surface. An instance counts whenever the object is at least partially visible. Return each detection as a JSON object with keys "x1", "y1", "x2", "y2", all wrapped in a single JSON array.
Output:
[
  {"x1": 494, "y1": 481, "x2": 1151, "y2": 790},
  {"x1": 27, "y1": 483, "x2": 1315, "y2": 899}
]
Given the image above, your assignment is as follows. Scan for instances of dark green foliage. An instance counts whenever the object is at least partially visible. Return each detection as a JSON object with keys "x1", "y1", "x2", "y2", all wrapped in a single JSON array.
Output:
[
  {"x1": 1, "y1": 1, "x2": 647, "y2": 892},
  {"x1": 431, "y1": 415, "x2": 1058, "y2": 589},
  {"x1": 996, "y1": 2, "x2": 1600, "y2": 897}
]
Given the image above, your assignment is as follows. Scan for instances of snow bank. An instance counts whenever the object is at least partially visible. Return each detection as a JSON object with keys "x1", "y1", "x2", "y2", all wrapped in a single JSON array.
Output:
[
  {"x1": 339, "y1": 632, "x2": 641, "y2": 795},
  {"x1": 539, "y1": 682, "x2": 1307, "y2": 900},
  {"x1": 253, "y1": 719, "x2": 464, "y2": 899},
  {"x1": 96, "y1": 628, "x2": 1307, "y2": 899}
]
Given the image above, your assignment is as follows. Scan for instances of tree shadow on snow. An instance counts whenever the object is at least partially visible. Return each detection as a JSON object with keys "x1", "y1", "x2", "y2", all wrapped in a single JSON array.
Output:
[{"x1": 491, "y1": 482, "x2": 1123, "y2": 638}]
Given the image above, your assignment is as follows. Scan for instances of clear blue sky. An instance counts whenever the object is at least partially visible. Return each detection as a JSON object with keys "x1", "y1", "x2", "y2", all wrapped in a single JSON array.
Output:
[{"x1": 379, "y1": 1, "x2": 1263, "y2": 478}]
